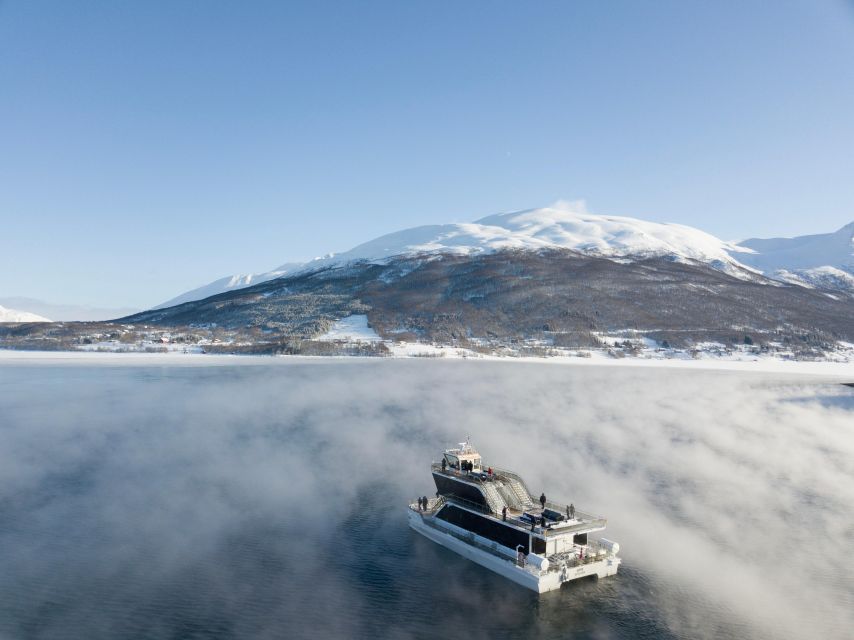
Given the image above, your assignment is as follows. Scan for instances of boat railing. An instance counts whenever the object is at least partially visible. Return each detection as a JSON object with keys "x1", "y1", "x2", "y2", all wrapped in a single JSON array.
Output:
[
  {"x1": 489, "y1": 467, "x2": 533, "y2": 495},
  {"x1": 545, "y1": 540, "x2": 614, "y2": 572},
  {"x1": 409, "y1": 495, "x2": 446, "y2": 513},
  {"x1": 431, "y1": 462, "x2": 496, "y2": 481},
  {"x1": 429, "y1": 463, "x2": 606, "y2": 528},
  {"x1": 542, "y1": 500, "x2": 604, "y2": 526},
  {"x1": 441, "y1": 493, "x2": 494, "y2": 515},
  {"x1": 411, "y1": 492, "x2": 493, "y2": 516},
  {"x1": 418, "y1": 516, "x2": 546, "y2": 578}
]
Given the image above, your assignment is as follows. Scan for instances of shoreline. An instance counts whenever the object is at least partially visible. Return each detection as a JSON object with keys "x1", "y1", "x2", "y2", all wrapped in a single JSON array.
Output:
[{"x1": 1, "y1": 347, "x2": 852, "y2": 379}]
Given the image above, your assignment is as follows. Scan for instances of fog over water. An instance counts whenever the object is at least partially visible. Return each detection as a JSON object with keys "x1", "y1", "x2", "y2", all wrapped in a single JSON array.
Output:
[{"x1": 0, "y1": 359, "x2": 852, "y2": 639}]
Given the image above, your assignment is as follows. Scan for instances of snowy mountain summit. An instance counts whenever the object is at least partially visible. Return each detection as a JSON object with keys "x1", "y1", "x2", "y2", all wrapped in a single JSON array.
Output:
[
  {"x1": 308, "y1": 203, "x2": 752, "y2": 271},
  {"x1": 157, "y1": 204, "x2": 757, "y2": 307}
]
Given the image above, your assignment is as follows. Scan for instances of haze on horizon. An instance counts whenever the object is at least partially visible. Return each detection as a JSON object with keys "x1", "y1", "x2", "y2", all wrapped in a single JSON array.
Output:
[{"x1": 1, "y1": 1, "x2": 853, "y2": 309}]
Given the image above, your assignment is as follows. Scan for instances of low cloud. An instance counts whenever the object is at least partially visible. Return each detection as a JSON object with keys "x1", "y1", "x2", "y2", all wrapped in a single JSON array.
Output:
[
  {"x1": 549, "y1": 198, "x2": 590, "y2": 214},
  {"x1": 0, "y1": 360, "x2": 851, "y2": 639}
]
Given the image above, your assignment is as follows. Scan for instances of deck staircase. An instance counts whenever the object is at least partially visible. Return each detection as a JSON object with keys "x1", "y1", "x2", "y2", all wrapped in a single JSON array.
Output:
[
  {"x1": 506, "y1": 478, "x2": 535, "y2": 510},
  {"x1": 480, "y1": 482, "x2": 508, "y2": 515}
]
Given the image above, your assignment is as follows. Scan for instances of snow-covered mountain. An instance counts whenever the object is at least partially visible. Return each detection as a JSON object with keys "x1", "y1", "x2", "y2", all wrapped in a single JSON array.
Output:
[
  {"x1": 157, "y1": 205, "x2": 756, "y2": 307},
  {"x1": 736, "y1": 222, "x2": 854, "y2": 272},
  {"x1": 733, "y1": 222, "x2": 854, "y2": 294},
  {"x1": 154, "y1": 205, "x2": 854, "y2": 309},
  {"x1": 153, "y1": 263, "x2": 302, "y2": 309},
  {"x1": 305, "y1": 205, "x2": 754, "y2": 272},
  {"x1": 0, "y1": 305, "x2": 50, "y2": 323}
]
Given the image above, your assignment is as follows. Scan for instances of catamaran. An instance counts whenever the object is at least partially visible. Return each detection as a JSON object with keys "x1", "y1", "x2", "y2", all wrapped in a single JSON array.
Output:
[{"x1": 408, "y1": 439, "x2": 621, "y2": 593}]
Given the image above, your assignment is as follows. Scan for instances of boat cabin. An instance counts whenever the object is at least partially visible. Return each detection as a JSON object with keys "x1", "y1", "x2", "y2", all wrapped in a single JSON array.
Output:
[{"x1": 443, "y1": 440, "x2": 482, "y2": 472}]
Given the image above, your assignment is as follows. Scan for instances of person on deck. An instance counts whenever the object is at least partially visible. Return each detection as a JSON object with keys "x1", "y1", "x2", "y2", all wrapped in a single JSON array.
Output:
[
  {"x1": 569, "y1": 503, "x2": 575, "y2": 519},
  {"x1": 502, "y1": 505, "x2": 507, "y2": 521},
  {"x1": 539, "y1": 493, "x2": 546, "y2": 509}
]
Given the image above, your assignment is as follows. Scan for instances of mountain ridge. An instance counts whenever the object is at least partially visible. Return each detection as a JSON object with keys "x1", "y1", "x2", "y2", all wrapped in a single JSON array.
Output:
[
  {"x1": 153, "y1": 263, "x2": 303, "y2": 309},
  {"x1": 152, "y1": 206, "x2": 853, "y2": 309},
  {"x1": 154, "y1": 206, "x2": 774, "y2": 307}
]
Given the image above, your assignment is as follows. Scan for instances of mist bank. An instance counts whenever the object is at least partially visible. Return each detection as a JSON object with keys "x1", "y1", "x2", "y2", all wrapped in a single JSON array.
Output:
[{"x1": 0, "y1": 360, "x2": 851, "y2": 639}]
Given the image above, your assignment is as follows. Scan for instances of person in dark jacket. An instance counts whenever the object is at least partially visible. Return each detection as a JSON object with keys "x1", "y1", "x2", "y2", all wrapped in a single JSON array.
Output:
[
  {"x1": 502, "y1": 505, "x2": 507, "y2": 521},
  {"x1": 569, "y1": 503, "x2": 575, "y2": 519},
  {"x1": 539, "y1": 493, "x2": 546, "y2": 509},
  {"x1": 441, "y1": 458, "x2": 446, "y2": 472}
]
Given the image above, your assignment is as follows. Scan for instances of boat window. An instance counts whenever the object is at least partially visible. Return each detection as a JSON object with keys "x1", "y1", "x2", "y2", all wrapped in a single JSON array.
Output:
[
  {"x1": 436, "y1": 505, "x2": 530, "y2": 553},
  {"x1": 444, "y1": 454, "x2": 459, "y2": 469}
]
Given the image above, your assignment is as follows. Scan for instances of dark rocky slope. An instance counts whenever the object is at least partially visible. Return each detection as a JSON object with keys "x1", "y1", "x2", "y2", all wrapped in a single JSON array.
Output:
[{"x1": 4, "y1": 249, "x2": 854, "y2": 357}]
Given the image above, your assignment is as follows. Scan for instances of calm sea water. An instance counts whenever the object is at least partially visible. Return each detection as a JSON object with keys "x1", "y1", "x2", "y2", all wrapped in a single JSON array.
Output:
[{"x1": 0, "y1": 360, "x2": 851, "y2": 639}]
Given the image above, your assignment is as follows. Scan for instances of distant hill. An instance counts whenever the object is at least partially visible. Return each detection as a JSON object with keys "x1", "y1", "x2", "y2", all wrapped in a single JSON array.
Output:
[
  {"x1": 0, "y1": 304, "x2": 50, "y2": 323},
  {"x1": 736, "y1": 222, "x2": 854, "y2": 296},
  {"x1": 0, "y1": 297, "x2": 140, "y2": 322}
]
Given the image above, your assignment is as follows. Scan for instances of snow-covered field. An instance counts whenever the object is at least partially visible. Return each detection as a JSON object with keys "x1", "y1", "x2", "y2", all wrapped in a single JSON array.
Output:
[
  {"x1": 1, "y1": 346, "x2": 852, "y2": 379},
  {"x1": 3, "y1": 317, "x2": 854, "y2": 377},
  {"x1": 316, "y1": 315, "x2": 383, "y2": 342}
]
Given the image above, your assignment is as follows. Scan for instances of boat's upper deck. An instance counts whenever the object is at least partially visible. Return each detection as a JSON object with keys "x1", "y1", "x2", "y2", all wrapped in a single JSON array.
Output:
[
  {"x1": 429, "y1": 457, "x2": 606, "y2": 537},
  {"x1": 410, "y1": 492, "x2": 605, "y2": 539}
]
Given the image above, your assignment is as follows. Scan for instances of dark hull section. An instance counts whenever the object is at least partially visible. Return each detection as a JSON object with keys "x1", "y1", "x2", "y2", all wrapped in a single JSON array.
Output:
[
  {"x1": 432, "y1": 472, "x2": 488, "y2": 509},
  {"x1": 436, "y1": 504, "x2": 532, "y2": 554}
]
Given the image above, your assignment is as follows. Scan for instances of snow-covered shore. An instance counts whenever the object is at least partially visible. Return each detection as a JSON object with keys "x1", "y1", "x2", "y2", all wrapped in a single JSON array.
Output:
[{"x1": 1, "y1": 347, "x2": 852, "y2": 380}]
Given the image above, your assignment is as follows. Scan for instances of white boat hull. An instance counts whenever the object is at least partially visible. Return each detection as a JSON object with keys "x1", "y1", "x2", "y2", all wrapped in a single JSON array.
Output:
[{"x1": 408, "y1": 509, "x2": 620, "y2": 593}]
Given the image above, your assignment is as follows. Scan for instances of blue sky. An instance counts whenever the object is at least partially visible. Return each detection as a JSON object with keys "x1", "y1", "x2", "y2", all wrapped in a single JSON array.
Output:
[{"x1": 2, "y1": 1, "x2": 853, "y2": 308}]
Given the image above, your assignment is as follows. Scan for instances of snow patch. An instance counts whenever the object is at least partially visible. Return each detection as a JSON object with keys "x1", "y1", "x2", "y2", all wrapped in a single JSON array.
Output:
[{"x1": 316, "y1": 315, "x2": 382, "y2": 343}]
